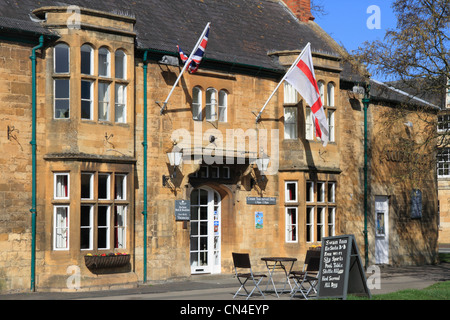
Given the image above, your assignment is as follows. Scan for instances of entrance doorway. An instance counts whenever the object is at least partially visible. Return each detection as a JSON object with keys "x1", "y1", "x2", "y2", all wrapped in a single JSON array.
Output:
[
  {"x1": 190, "y1": 187, "x2": 221, "y2": 274},
  {"x1": 375, "y1": 196, "x2": 389, "y2": 264}
]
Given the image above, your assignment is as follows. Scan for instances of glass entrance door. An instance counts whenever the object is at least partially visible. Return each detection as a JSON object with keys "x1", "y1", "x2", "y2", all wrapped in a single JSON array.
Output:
[{"x1": 190, "y1": 188, "x2": 221, "y2": 274}]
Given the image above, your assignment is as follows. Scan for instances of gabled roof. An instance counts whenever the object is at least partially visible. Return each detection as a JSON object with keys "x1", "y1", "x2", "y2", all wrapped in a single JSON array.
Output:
[{"x1": 0, "y1": 0, "x2": 337, "y2": 71}]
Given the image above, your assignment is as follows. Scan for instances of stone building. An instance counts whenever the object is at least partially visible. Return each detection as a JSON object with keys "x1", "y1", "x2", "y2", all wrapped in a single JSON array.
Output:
[{"x1": 0, "y1": 0, "x2": 439, "y2": 293}]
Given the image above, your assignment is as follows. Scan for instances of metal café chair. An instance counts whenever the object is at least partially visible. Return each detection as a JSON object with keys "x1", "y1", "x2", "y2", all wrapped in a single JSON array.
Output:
[
  {"x1": 290, "y1": 250, "x2": 321, "y2": 299},
  {"x1": 232, "y1": 252, "x2": 267, "y2": 300}
]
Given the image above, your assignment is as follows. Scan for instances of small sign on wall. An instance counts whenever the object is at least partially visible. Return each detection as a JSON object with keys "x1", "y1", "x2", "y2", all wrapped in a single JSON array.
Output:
[
  {"x1": 174, "y1": 200, "x2": 191, "y2": 221},
  {"x1": 255, "y1": 211, "x2": 263, "y2": 229}
]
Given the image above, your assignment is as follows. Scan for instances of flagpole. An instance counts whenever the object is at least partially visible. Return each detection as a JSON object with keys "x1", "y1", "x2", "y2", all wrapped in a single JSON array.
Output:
[
  {"x1": 160, "y1": 22, "x2": 211, "y2": 115},
  {"x1": 255, "y1": 42, "x2": 311, "y2": 123}
]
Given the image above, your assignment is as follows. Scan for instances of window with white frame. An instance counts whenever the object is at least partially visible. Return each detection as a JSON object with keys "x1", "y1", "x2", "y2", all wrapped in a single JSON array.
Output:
[
  {"x1": 285, "y1": 181, "x2": 298, "y2": 202},
  {"x1": 80, "y1": 172, "x2": 128, "y2": 251},
  {"x1": 192, "y1": 87, "x2": 202, "y2": 120},
  {"x1": 306, "y1": 179, "x2": 336, "y2": 242},
  {"x1": 438, "y1": 114, "x2": 450, "y2": 132},
  {"x1": 305, "y1": 107, "x2": 314, "y2": 140},
  {"x1": 114, "y1": 205, "x2": 127, "y2": 248},
  {"x1": 115, "y1": 84, "x2": 127, "y2": 123},
  {"x1": 284, "y1": 82, "x2": 298, "y2": 104},
  {"x1": 80, "y1": 205, "x2": 93, "y2": 250},
  {"x1": 98, "y1": 82, "x2": 110, "y2": 121},
  {"x1": 286, "y1": 207, "x2": 298, "y2": 242},
  {"x1": 54, "y1": 79, "x2": 70, "y2": 119},
  {"x1": 54, "y1": 173, "x2": 69, "y2": 199},
  {"x1": 318, "y1": 81, "x2": 325, "y2": 104},
  {"x1": 115, "y1": 50, "x2": 126, "y2": 79},
  {"x1": 81, "y1": 44, "x2": 93, "y2": 75},
  {"x1": 54, "y1": 206, "x2": 69, "y2": 250},
  {"x1": 206, "y1": 88, "x2": 217, "y2": 121},
  {"x1": 328, "y1": 109, "x2": 335, "y2": 142},
  {"x1": 438, "y1": 148, "x2": 450, "y2": 177},
  {"x1": 54, "y1": 43, "x2": 69, "y2": 74},
  {"x1": 81, "y1": 80, "x2": 93, "y2": 120},
  {"x1": 327, "y1": 82, "x2": 335, "y2": 106},
  {"x1": 284, "y1": 107, "x2": 298, "y2": 139},
  {"x1": 98, "y1": 47, "x2": 110, "y2": 77},
  {"x1": 218, "y1": 90, "x2": 227, "y2": 122}
]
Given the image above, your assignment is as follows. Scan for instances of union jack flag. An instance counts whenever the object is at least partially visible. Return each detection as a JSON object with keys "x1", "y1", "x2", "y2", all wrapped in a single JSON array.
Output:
[{"x1": 177, "y1": 24, "x2": 210, "y2": 73}]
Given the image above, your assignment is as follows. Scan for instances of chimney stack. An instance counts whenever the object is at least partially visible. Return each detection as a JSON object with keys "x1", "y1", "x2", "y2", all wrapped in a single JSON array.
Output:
[{"x1": 283, "y1": 0, "x2": 315, "y2": 22}]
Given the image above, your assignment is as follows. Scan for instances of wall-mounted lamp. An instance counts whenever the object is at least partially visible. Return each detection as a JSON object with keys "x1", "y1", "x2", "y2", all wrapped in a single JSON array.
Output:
[{"x1": 163, "y1": 148, "x2": 183, "y2": 187}]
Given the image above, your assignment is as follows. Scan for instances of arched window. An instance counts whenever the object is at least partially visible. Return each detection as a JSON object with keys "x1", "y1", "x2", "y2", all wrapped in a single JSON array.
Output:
[
  {"x1": 206, "y1": 88, "x2": 217, "y2": 121},
  {"x1": 81, "y1": 44, "x2": 93, "y2": 75},
  {"x1": 318, "y1": 81, "x2": 325, "y2": 104},
  {"x1": 192, "y1": 87, "x2": 202, "y2": 120},
  {"x1": 218, "y1": 90, "x2": 227, "y2": 122},
  {"x1": 54, "y1": 43, "x2": 69, "y2": 74},
  {"x1": 98, "y1": 47, "x2": 110, "y2": 77},
  {"x1": 115, "y1": 50, "x2": 126, "y2": 79},
  {"x1": 327, "y1": 82, "x2": 335, "y2": 106}
]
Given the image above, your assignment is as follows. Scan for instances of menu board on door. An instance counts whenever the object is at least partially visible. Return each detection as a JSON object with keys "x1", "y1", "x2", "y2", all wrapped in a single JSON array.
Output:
[{"x1": 317, "y1": 234, "x2": 371, "y2": 300}]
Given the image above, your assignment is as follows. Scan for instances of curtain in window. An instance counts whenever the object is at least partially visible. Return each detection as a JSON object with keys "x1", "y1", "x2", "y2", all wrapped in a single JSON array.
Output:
[
  {"x1": 55, "y1": 207, "x2": 68, "y2": 249},
  {"x1": 284, "y1": 107, "x2": 297, "y2": 139}
]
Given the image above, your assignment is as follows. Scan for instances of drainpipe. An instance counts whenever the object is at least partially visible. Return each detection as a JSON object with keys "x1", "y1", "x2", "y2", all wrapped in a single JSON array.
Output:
[
  {"x1": 29, "y1": 35, "x2": 44, "y2": 292},
  {"x1": 142, "y1": 50, "x2": 149, "y2": 283},
  {"x1": 362, "y1": 84, "x2": 371, "y2": 269}
]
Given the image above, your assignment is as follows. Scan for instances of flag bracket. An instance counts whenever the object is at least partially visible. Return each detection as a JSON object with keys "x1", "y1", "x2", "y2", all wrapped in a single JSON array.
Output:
[{"x1": 156, "y1": 101, "x2": 167, "y2": 115}]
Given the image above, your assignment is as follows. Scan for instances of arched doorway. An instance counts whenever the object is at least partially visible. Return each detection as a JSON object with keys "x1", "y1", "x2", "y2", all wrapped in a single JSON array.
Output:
[{"x1": 190, "y1": 187, "x2": 221, "y2": 274}]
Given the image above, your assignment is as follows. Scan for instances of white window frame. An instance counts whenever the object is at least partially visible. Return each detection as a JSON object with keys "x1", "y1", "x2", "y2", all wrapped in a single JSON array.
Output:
[
  {"x1": 53, "y1": 205, "x2": 69, "y2": 250},
  {"x1": 115, "y1": 84, "x2": 127, "y2": 123},
  {"x1": 318, "y1": 81, "x2": 325, "y2": 104},
  {"x1": 306, "y1": 181, "x2": 314, "y2": 202},
  {"x1": 218, "y1": 90, "x2": 227, "y2": 122},
  {"x1": 114, "y1": 205, "x2": 127, "y2": 249},
  {"x1": 328, "y1": 207, "x2": 336, "y2": 237},
  {"x1": 285, "y1": 181, "x2": 298, "y2": 203},
  {"x1": 80, "y1": 44, "x2": 93, "y2": 75},
  {"x1": 115, "y1": 50, "x2": 127, "y2": 79},
  {"x1": 328, "y1": 109, "x2": 335, "y2": 142},
  {"x1": 81, "y1": 172, "x2": 94, "y2": 200},
  {"x1": 327, "y1": 82, "x2": 335, "y2": 106},
  {"x1": 192, "y1": 87, "x2": 202, "y2": 121},
  {"x1": 317, "y1": 182, "x2": 325, "y2": 202},
  {"x1": 284, "y1": 106, "x2": 298, "y2": 139},
  {"x1": 206, "y1": 88, "x2": 217, "y2": 121},
  {"x1": 81, "y1": 80, "x2": 93, "y2": 120},
  {"x1": 285, "y1": 207, "x2": 298, "y2": 243},
  {"x1": 306, "y1": 206, "x2": 314, "y2": 243},
  {"x1": 54, "y1": 43, "x2": 70, "y2": 74},
  {"x1": 98, "y1": 173, "x2": 111, "y2": 200},
  {"x1": 317, "y1": 206, "x2": 325, "y2": 241},
  {"x1": 54, "y1": 172, "x2": 70, "y2": 200},
  {"x1": 98, "y1": 82, "x2": 110, "y2": 122},
  {"x1": 54, "y1": 79, "x2": 70, "y2": 119},
  {"x1": 97, "y1": 205, "x2": 111, "y2": 250},
  {"x1": 327, "y1": 182, "x2": 336, "y2": 203},
  {"x1": 114, "y1": 174, "x2": 127, "y2": 200},
  {"x1": 438, "y1": 148, "x2": 450, "y2": 178},
  {"x1": 80, "y1": 205, "x2": 93, "y2": 250},
  {"x1": 305, "y1": 107, "x2": 314, "y2": 140},
  {"x1": 98, "y1": 47, "x2": 110, "y2": 78},
  {"x1": 284, "y1": 82, "x2": 298, "y2": 104}
]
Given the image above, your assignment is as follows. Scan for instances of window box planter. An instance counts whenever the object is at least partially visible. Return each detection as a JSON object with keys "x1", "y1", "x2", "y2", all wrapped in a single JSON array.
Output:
[{"x1": 84, "y1": 253, "x2": 130, "y2": 269}]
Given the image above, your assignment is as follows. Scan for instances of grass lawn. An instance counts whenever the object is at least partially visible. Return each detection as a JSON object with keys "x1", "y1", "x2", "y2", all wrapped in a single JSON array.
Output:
[{"x1": 349, "y1": 253, "x2": 450, "y2": 300}]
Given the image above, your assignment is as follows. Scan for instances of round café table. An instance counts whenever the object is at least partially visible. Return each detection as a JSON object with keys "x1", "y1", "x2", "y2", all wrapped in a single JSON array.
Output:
[{"x1": 261, "y1": 257, "x2": 297, "y2": 298}]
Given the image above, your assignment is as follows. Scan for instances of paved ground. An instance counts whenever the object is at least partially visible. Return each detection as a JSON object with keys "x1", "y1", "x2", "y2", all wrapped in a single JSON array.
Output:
[{"x1": 1, "y1": 262, "x2": 449, "y2": 301}]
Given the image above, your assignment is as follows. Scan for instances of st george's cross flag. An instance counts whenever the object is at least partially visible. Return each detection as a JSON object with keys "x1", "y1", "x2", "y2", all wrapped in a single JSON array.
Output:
[
  {"x1": 284, "y1": 44, "x2": 329, "y2": 146},
  {"x1": 177, "y1": 23, "x2": 210, "y2": 73}
]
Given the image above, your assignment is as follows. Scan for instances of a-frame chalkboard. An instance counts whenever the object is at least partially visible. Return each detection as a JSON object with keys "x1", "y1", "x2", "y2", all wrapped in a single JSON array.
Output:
[{"x1": 317, "y1": 234, "x2": 371, "y2": 300}]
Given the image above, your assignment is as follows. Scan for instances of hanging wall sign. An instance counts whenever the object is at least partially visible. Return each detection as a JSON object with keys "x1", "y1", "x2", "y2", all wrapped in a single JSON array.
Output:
[
  {"x1": 174, "y1": 200, "x2": 191, "y2": 221},
  {"x1": 317, "y1": 234, "x2": 371, "y2": 300}
]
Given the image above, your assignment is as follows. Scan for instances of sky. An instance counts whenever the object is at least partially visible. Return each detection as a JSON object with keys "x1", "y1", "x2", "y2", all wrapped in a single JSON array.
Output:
[{"x1": 315, "y1": 0, "x2": 398, "y2": 54}]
